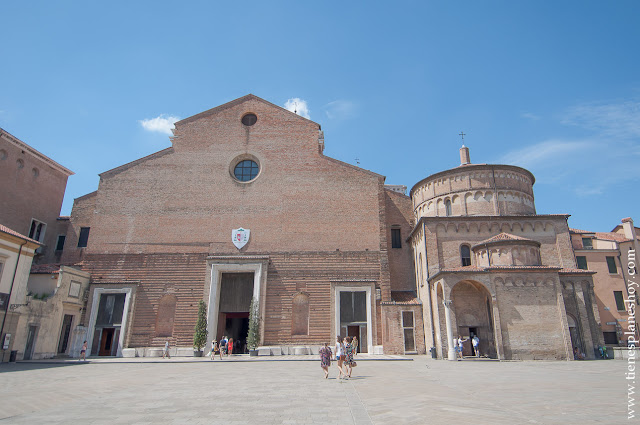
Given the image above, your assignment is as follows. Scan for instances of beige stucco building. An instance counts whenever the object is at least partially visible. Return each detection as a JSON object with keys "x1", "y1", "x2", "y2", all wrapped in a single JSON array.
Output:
[
  {"x1": 410, "y1": 146, "x2": 602, "y2": 360},
  {"x1": 0, "y1": 225, "x2": 40, "y2": 362},
  {"x1": 12, "y1": 265, "x2": 91, "y2": 360},
  {"x1": 570, "y1": 217, "x2": 640, "y2": 350}
]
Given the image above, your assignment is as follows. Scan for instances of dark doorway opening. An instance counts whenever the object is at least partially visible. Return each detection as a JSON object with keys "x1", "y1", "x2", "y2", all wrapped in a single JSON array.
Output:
[
  {"x1": 217, "y1": 273, "x2": 253, "y2": 353},
  {"x1": 57, "y1": 314, "x2": 73, "y2": 354},
  {"x1": 468, "y1": 327, "x2": 478, "y2": 356},
  {"x1": 24, "y1": 325, "x2": 37, "y2": 360},
  {"x1": 99, "y1": 328, "x2": 115, "y2": 356}
]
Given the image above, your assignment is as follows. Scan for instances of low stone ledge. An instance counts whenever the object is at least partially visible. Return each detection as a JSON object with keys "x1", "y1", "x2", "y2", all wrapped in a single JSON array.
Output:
[
  {"x1": 258, "y1": 347, "x2": 272, "y2": 356},
  {"x1": 176, "y1": 348, "x2": 194, "y2": 357},
  {"x1": 292, "y1": 346, "x2": 309, "y2": 355},
  {"x1": 122, "y1": 348, "x2": 136, "y2": 358},
  {"x1": 146, "y1": 348, "x2": 164, "y2": 357},
  {"x1": 270, "y1": 347, "x2": 282, "y2": 356},
  {"x1": 372, "y1": 345, "x2": 384, "y2": 355}
]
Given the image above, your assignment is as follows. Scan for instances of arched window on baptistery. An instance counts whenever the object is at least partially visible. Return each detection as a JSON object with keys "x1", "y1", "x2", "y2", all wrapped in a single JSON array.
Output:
[{"x1": 444, "y1": 199, "x2": 452, "y2": 216}]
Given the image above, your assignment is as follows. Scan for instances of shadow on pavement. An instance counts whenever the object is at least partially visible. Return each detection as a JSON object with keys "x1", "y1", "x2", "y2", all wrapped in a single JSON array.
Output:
[{"x1": 0, "y1": 361, "x2": 91, "y2": 373}]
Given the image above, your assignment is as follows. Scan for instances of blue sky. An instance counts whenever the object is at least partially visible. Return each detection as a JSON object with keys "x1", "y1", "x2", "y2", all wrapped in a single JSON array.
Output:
[{"x1": 1, "y1": 1, "x2": 638, "y2": 232}]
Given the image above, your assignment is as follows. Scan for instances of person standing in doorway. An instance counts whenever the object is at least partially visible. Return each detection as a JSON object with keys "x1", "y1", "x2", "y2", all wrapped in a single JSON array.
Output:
[
  {"x1": 352, "y1": 336, "x2": 359, "y2": 355},
  {"x1": 335, "y1": 336, "x2": 345, "y2": 379},
  {"x1": 227, "y1": 338, "x2": 234, "y2": 356},
  {"x1": 80, "y1": 341, "x2": 88, "y2": 361},
  {"x1": 319, "y1": 342, "x2": 332, "y2": 379},
  {"x1": 163, "y1": 340, "x2": 171, "y2": 359},
  {"x1": 472, "y1": 335, "x2": 480, "y2": 358},
  {"x1": 221, "y1": 336, "x2": 228, "y2": 356},
  {"x1": 456, "y1": 335, "x2": 467, "y2": 360}
]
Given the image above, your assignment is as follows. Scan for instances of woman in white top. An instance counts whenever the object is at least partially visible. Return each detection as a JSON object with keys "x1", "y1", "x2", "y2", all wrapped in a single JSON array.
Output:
[{"x1": 335, "y1": 336, "x2": 346, "y2": 379}]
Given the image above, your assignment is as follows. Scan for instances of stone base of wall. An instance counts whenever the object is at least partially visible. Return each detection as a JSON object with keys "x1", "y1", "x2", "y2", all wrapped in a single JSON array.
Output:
[{"x1": 117, "y1": 345, "x2": 386, "y2": 357}]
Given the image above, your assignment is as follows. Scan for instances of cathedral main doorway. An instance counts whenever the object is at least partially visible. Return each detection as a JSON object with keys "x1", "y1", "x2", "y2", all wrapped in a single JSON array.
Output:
[{"x1": 216, "y1": 272, "x2": 253, "y2": 353}]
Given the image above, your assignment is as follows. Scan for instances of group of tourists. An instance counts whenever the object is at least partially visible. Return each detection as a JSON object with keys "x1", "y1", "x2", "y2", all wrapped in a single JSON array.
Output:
[
  {"x1": 454, "y1": 334, "x2": 481, "y2": 360},
  {"x1": 319, "y1": 336, "x2": 358, "y2": 379},
  {"x1": 209, "y1": 336, "x2": 241, "y2": 359}
]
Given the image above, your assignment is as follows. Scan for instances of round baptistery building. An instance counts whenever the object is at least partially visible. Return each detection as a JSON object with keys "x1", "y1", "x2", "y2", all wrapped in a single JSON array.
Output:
[{"x1": 410, "y1": 146, "x2": 536, "y2": 219}]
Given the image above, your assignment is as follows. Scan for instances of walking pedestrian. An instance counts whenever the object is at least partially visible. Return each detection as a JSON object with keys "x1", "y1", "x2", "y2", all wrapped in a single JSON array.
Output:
[
  {"x1": 163, "y1": 340, "x2": 171, "y2": 359},
  {"x1": 319, "y1": 342, "x2": 332, "y2": 379},
  {"x1": 221, "y1": 336, "x2": 228, "y2": 356},
  {"x1": 80, "y1": 340, "x2": 88, "y2": 361},
  {"x1": 335, "y1": 336, "x2": 346, "y2": 379},
  {"x1": 210, "y1": 340, "x2": 218, "y2": 360},
  {"x1": 344, "y1": 337, "x2": 354, "y2": 378},
  {"x1": 228, "y1": 338, "x2": 234, "y2": 356}
]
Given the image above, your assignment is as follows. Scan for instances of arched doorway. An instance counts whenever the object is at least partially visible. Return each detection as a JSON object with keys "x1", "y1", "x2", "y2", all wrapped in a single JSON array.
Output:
[
  {"x1": 567, "y1": 314, "x2": 583, "y2": 357},
  {"x1": 451, "y1": 280, "x2": 496, "y2": 358}
]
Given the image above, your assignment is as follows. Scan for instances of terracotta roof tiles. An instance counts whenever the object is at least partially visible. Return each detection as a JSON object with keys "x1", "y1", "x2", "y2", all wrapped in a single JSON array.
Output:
[{"x1": 0, "y1": 224, "x2": 41, "y2": 245}]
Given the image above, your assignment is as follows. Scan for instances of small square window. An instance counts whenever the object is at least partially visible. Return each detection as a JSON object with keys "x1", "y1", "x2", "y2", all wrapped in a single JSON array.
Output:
[
  {"x1": 606, "y1": 256, "x2": 618, "y2": 274},
  {"x1": 582, "y1": 238, "x2": 593, "y2": 249},
  {"x1": 576, "y1": 256, "x2": 588, "y2": 270}
]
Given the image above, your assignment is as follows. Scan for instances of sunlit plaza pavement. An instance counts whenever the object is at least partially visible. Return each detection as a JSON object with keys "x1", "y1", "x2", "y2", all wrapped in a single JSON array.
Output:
[{"x1": 0, "y1": 355, "x2": 628, "y2": 424}]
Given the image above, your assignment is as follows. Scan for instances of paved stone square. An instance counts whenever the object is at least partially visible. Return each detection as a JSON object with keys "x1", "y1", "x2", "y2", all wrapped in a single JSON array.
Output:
[{"x1": 0, "y1": 356, "x2": 630, "y2": 424}]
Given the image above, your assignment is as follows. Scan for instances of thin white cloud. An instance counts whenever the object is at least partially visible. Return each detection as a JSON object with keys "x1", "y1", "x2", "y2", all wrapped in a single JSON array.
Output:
[
  {"x1": 521, "y1": 112, "x2": 541, "y2": 121},
  {"x1": 561, "y1": 101, "x2": 640, "y2": 139},
  {"x1": 284, "y1": 98, "x2": 310, "y2": 119},
  {"x1": 323, "y1": 100, "x2": 357, "y2": 120},
  {"x1": 500, "y1": 139, "x2": 597, "y2": 169},
  {"x1": 139, "y1": 115, "x2": 180, "y2": 136}
]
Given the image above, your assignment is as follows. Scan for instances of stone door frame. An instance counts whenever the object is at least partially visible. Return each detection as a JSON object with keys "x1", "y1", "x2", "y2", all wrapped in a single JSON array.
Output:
[
  {"x1": 86, "y1": 287, "x2": 133, "y2": 358},
  {"x1": 333, "y1": 284, "x2": 374, "y2": 355},
  {"x1": 206, "y1": 257, "x2": 268, "y2": 350}
]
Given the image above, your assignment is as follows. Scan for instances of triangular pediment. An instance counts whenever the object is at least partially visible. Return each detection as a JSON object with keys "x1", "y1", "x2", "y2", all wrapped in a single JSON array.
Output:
[{"x1": 175, "y1": 94, "x2": 320, "y2": 128}]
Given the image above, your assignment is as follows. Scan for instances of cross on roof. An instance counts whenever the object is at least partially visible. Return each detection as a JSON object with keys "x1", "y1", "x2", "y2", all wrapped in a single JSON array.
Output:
[{"x1": 459, "y1": 131, "x2": 466, "y2": 142}]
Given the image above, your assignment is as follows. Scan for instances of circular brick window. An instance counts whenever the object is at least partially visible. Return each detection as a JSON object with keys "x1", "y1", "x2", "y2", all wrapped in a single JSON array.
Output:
[{"x1": 241, "y1": 113, "x2": 257, "y2": 126}]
